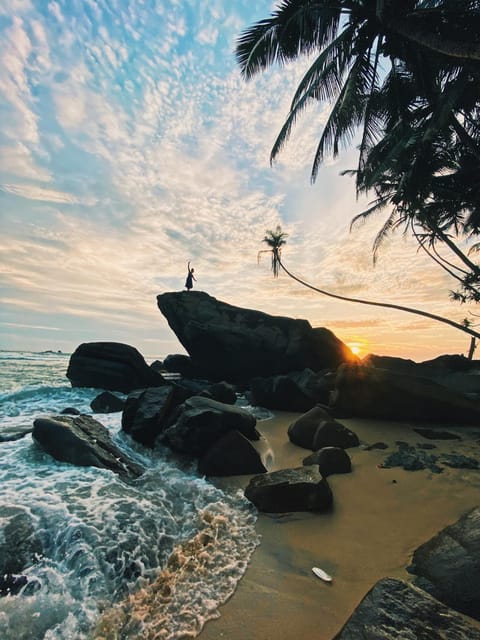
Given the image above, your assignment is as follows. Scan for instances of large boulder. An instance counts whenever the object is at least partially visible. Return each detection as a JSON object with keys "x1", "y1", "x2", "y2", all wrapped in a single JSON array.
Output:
[
  {"x1": 287, "y1": 405, "x2": 333, "y2": 449},
  {"x1": 121, "y1": 385, "x2": 189, "y2": 447},
  {"x1": 244, "y1": 466, "x2": 333, "y2": 513},
  {"x1": 157, "y1": 291, "x2": 355, "y2": 381},
  {"x1": 248, "y1": 369, "x2": 331, "y2": 412},
  {"x1": 32, "y1": 415, "x2": 143, "y2": 478},
  {"x1": 408, "y1": 507, "x2": 480, "y2": 620},
  {"x1": 66, "y1": 342, "x2": 165, "y2": 393},
  {"x1": 161, "y1": 396, "x2": 259, "y2": 457},
  {"x1": 288, "y1": 407, "x2": 358, "y2": 451},
  {"x1": 331, "y1": 363, "x2": 480, "y2": 423},
  {"x1": 198, "y1": 430, "x2": 267, "y2": 477},
  {"x1": 333, "y1": 577, "x2": 480, "y2": 640}
]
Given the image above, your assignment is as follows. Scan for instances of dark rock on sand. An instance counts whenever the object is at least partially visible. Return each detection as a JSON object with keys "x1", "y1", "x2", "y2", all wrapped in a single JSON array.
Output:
[
  {"x1": 198, "y1": 430, "x2": 267, "y2": 477},
  {"x1": 244, "y1": 466, "x2": 333, "y2": 513},
  {"x1": 33, "y1": 414, "x2": 143, "y2": 478},
  {"x1": 363, "y1": 441, "x2": 389, "y2": 450},
  {"x1": 248, "y1": 369, "x2": 331, "y2": 412},
  {"x1": 331, "y1": 363, "x2": 480, "y2": 423},
  {"x1": 157, "y1": 291, "x2": 355, "y2": 382},
  {"x1": 90, "y1": 391, "x2": 125, "y2": 413},
  {"x1": 287, "y1": 405, "x2": 333, "y2": 449},
  {"x1": 409, "y1": 507, "x2": 480, "y2": 621},
  {"x1": 303, "y1": 447, "x2": 352, "y2": 477},
  {"x1": 121, "y1": 385, "x2": 189, "y2": 447},
  {"x1": 380, "y1": 442, "x2": 443, "y2": 473},
  {"x1": 67, "y1": 342, "x2": 165, "y2": 393},
  {"x1": 0, "y1": 506, "x2": 42, "y2": 575},
  {"x1": 161, "y1": 396, "x2": 258, "y2": 458},
  {"x1": 0, "y1": 425, "x2": 33, "y2": 442},
  {"x1": 413, "y1": 427, "x2": 461, "y2": 440},
  {"x1": 333, "y1": 577, "x2": 480, "y2": 640},
  {"x1": 312, "y1": 421, "x2": 360, "y2": 450},
  {"x1": 442, "y1": 454, "x2": 479, "y2": 469}
]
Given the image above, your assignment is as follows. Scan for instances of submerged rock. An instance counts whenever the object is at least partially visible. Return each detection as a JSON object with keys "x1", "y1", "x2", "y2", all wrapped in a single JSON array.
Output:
[
  {"x1": 244, "y1": 466, "x2": 333, "y2": 513},
  {"x1": 409, "y1": 507, "x2": 480, "y2": 620},
  {"x1": 32, "y1": 414, "x2": 143, "y2": 478},
  {"x1": 0, "y1": 506, "x2": 42, "y2": 575},
  {"x1": 333, "y1": 577, "x2": 480, "y2": 639},
  {"x1": 67, "y1": 342, "x2": 165, "y2": 393},
  {"x1": 157, "y1": 291, "x2": 355, "y2": 381}
]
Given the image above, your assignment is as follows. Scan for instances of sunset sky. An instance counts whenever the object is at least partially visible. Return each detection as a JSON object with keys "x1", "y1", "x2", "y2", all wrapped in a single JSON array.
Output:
[{"x1": 0, "y1": 0, "x2": 476, "y2": 362}]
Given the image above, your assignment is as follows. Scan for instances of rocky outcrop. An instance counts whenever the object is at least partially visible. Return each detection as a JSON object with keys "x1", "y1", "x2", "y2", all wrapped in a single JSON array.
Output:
[
  {"x1": 248, "y1": 369, "x2": 331, "y2": 412},
  {"x1": 161, "y1": 397, "x2": 259, "y2": 458},
  {"x1": 333, "y1": 577, "x2": 480, "y2": 639},
  {"x1": 244, "y1": 467, "x2": 333, "y2": 513},
  {"x1": 303, "y1": 447, "x2": 352, "y2": 476},
  {"x1": 198, "y1": 430, "x2": 267, "y2": 477},
  {"x1": 157, "y1": 291, "x2": 355, "y2": 381},
  {"x1": 408, "y1": 507, "x2": 480, "y2": 620},
  {"x1": 331, "y1": 363, "x2": 480, "y2": 423},
  {"x1": 32, "y1": 415, "x2": 144, "y2": 478},
  {"x1": 66, "y1": 342, "x2": 165, "y2": 393}
]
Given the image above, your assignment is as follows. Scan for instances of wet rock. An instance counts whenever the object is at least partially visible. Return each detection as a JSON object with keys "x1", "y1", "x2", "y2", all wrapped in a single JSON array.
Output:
[
  {"x1": 157, "y1": 291, "x2": 356, "y2": 382},
  {"x1": 303, "y1": 447, "x2": 352, "y2": 477},
  {"x1": 244, "y1": 466, "x2": 333, "y2": 513},
  {"x1": 331, "y1": 363, "x2": 480, "y2": 423},
  {"x1": 287, "y1": 405, "x2": 333, "y2": 449},
  {"x1": 121, "y1": 385, "x2": 189, "y2": 447},
  {"x1": 312, "y1": 420, "x2": 360, "y2": 450},
  {"x1": 409, "y1": 507, "x2": 480, "y2": 621},
  {"x1": 90, "y1": 391, "x2": 125, "y2": 413},
  {"x1": 67, "y1": 342, "x2": 166, "y2": 393},
  {"x1": 198, "y1": 430, "x2": 267, "y2": 477},
  {"x1": 333, "y1": 577, "x2": 480, "y2": 639},
  {"x1": 33, "y1": 414, "x2": 143, "y2": 478},
  {"x1": 60, "y1": 407, "x2": 81, "y2": 415},
  {"x1": 161, "y1": 396, "x2": 258, "y2": 458},
  {"x1": 248, "y1": 369, "x2": 331, "y2": 412},
  {"x1": 0, "y1": 506, "x2": 42, "y2": 575},
  {"x1": 0, "y1": 425, "x2": 33, "y2": 442}
]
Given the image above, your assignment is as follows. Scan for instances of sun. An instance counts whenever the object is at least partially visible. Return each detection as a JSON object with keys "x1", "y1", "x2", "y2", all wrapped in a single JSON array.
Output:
[{"x1": 347, "y1": 342, "x2": 364, "y2": 357}]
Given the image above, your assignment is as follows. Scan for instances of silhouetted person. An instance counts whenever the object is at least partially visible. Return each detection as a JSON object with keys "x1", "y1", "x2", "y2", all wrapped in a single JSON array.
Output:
[{"x1": 185, "y1": 261, "x2": 196, "y2": 291}]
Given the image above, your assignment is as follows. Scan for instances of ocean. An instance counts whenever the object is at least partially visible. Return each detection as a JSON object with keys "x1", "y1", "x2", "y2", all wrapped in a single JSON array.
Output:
[{"x1": 0, "y1": 350, "x2": 260, "y2": 639}]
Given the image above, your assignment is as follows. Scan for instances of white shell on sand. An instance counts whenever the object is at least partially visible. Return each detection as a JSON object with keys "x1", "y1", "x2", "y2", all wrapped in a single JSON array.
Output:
[{"x1": 312, "y1": 567, "x2": 333, "y2": 582}]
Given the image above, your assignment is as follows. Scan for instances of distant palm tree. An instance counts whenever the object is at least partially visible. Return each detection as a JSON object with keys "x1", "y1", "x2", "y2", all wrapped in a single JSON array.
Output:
[
  {"x1": 259, "y1": 226, "x2": 480, "y2": 341},
  {"x1": 258, "y1": 225, "x2": 289, "y2": 277}
]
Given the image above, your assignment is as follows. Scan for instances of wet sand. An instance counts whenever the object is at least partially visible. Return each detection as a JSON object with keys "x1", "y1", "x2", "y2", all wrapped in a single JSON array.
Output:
[{"x1": 200, "y1": 413, "x2": 480, "y2": 640}]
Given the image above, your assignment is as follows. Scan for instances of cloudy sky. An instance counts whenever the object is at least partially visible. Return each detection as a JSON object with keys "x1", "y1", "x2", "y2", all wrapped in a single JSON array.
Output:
[{"x1": 0, "y1": 0, "x2": 475, "y2": 361}]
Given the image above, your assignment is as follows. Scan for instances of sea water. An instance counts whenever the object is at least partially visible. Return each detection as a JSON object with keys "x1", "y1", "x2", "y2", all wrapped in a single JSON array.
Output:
[{"x1": 0, "y1": 351, "x2": 260, "y2": 639}]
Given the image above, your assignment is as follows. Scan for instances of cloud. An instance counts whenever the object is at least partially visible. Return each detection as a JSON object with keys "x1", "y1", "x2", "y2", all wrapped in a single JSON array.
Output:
[{"x1": 0, "y1": 183, "x2": 96, "y2": 204}]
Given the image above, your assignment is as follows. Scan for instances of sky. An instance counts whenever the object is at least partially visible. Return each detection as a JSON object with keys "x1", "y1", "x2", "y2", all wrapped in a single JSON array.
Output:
[{"x1": 0, "y1": 0, "x2": 476, "y2": 362}]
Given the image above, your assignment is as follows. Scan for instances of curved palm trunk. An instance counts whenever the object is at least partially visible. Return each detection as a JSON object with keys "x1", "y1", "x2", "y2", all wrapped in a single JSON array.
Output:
[{"x1": 277, "y1": 256, "x2": 480, "y2": 340}]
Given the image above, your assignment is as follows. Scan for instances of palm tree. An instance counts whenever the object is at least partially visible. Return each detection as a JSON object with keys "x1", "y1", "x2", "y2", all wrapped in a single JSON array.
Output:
[
  {"x1": 259, "y1": 226, "x2": 480, "y2": 341},
  {"x1": 237, "y1": 0, "x2": 480, "y2": 304}
]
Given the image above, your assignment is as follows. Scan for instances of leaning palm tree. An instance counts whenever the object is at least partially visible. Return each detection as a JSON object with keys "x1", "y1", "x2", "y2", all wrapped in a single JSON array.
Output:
[{"x1": 259, "y1": 226, "x2": 480, "y2": 341}]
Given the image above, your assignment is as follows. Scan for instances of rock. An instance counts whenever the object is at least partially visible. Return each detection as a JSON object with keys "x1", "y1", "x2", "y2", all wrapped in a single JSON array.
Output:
[
  {"x1": 380, "y1": 442, "x2": 442, "y2": 473},
  {"x1": 0, "y1": 425, "x2": 32, "y2": 442},
  {"x1": 287, "y1": 405, "x2": 333, "y2": 449},
  {"x1": 32, "y1": 415, "x2": 143, "y2": 478},
  {"x1": 364, "y1": 441, "x2": 389, "y2": 450},
  {"x1": 157, "y1": 291, "x2": 356, "y2": 382},
  {"x1": 66, "y1": 342, "x2": 166, "y2": 393},
  {"x1": 0, "y1": 506, "x2": 42, "y2": 575},
  {"x1": 0, "y1": 574, "x2": 28, "y2": 597},
  {"x1": 409, "y1": 507, "x2": 480, "y2": 621},
  {"x1": 60, "y1": 407, "x2": 81, "y2": 415},
  {"x1": 90, "y1": 391, "x2": 125, "y2": 413},
  {"x1": 312, "y1": 420, "x2": 360, "y2": 450},
  {"x1": 121, "y1": 385, "x2": 189, "y2": 447},
  {"x1": 413, "y1": 428, "x2": 461, "y2": 440},
  {"x1": 333, "y1": 577, "x2": 480, "y2": 639},
  {"x1": 331, "y1": 363, "x2": 480, "y2": 423},
  {"x1": 244, "y1": 466, "x2": 332, "y2": 513},
  {"x1": 161, "y1": 396, "x2": 258, "y2": 458},
  {"x1": 163, "y1": 354, "x2": 195, "y2": 377},
  {"x1": 248, "y1": 369, "x2": 331, "y2": 412},
  {"x1": 206, "y1": 381, "x2": 237, "y2": 405},
  {"x1": 149, "y1": 360, "x2": 164, "y2": 373},
  {"x1": 303, "y1": 447, "x2": 352, "y2": 476},
  {"x1": 198, "y1": 430, "x2": 267, "y2": 477},
  {"x1": 441, "y1": 454, "x2": 479, "y2": 469}
]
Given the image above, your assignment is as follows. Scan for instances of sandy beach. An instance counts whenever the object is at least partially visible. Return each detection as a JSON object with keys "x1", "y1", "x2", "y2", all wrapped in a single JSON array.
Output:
[{"x1": 200, "y1": 412, "x2": 480, "y2": 640}]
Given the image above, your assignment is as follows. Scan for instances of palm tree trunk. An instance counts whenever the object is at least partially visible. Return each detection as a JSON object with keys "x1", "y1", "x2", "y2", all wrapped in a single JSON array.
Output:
[{"x1": 278, "y1": 258, "x2": 480, "y2": 340}]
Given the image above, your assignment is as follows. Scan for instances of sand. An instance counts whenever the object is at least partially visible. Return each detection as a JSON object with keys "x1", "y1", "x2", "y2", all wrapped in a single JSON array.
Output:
[{"x1": 199, "y1": 412, "x2": 480, "y2": 640}]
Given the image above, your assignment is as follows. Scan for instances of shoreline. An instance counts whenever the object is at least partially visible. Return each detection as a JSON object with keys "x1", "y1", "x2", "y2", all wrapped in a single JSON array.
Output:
[{"x1": 200, "y1": 412, "x2": 480, "y2": 640}]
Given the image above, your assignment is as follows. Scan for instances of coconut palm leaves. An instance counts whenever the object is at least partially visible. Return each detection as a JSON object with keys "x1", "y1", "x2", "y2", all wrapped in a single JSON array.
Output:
[{"x1": 258, "y1": 225, "x2": 289, "y2": 277}]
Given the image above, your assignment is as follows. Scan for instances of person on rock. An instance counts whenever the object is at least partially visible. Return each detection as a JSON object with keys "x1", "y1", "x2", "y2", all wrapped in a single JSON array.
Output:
[{"x1": 185, "y1": 261, "x2": 196, "y2": 291}]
